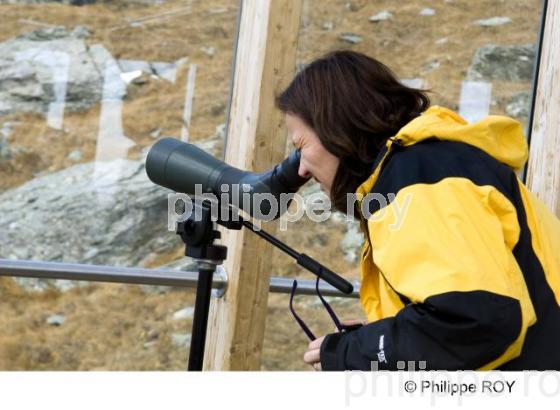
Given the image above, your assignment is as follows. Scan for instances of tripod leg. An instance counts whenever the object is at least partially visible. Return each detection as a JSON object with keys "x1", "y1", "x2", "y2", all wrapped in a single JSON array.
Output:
[{"x1": 188, "y1": 267, "x2": 214, "y2": 371}]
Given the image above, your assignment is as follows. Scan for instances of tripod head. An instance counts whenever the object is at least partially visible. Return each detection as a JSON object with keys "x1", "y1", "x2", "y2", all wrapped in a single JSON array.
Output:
[{"x1": 176, "y1": 200, "x2": 230, "y2": 262}]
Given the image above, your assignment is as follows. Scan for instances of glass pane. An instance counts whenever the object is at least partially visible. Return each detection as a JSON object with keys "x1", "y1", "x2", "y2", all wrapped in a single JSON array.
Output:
[
  {"x1": 295, "y1": 0, "x2": 541, "y2": 127},
  {"x1": 0, "y1": 0, "x2": 238, "y2": 369},
  {"x1": 263, "y1": 0, "x2": 542, "y2": 370}
]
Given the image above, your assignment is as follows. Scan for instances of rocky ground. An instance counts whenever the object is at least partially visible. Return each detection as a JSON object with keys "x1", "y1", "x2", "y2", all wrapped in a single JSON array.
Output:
[{"x1": 0, "y1": 0, "x2": 541, "y2": 370}]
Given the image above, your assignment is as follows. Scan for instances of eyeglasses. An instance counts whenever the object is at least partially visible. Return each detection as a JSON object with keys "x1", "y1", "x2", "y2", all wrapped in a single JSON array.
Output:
[{"x1": 289, "y1": 276, "x2": 362, "y2": 341}]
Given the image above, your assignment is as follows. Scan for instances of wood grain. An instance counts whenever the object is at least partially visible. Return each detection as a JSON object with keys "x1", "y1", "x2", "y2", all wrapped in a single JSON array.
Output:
[
  {"x1": 527, "y1": 1, "x2": 560, "y2": 217},
  {"x1": 203, "y1": 0, "x2": 303, "y2": 370}
]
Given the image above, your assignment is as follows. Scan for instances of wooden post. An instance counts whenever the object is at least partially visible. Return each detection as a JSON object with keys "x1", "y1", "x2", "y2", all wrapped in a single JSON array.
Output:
[
  {"x1": 203, "y1": 0, "x2": 303, "y2": 370},
  {"x1": 526, "y1": 1, "x2": 560, "y2": 217}
]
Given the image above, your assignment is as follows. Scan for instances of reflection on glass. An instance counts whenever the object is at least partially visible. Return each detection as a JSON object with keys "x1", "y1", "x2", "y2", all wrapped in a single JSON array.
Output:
[
  {"x1": 459, "y1": 80, "x2": 492, "y2": 123},
  {"x1": 0, "y1": 0, "x2": 238, "y2": 370},
  {"x1": 0, "y1": 0, "x2": 237, "y2": 266}
]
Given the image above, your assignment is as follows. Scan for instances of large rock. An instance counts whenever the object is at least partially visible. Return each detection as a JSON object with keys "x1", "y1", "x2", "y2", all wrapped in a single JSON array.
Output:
[
  {"x1": 467, "y1": 44, "x2": 535, "y2": 82},
  {"x1": 506, "y1": 91, "x2": 531, "y2": 121},
  {"x1": 0, "y1": 158, "x2": 185, "y2": 291},
  {"x1": 0, "y1": 26, "x2": 184, "y2": 119},
  {"x1": 0, "y1": 27, "x2": 111, "y2": 116}
]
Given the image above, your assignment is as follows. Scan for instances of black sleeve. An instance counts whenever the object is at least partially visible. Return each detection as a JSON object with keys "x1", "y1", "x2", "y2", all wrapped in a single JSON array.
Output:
[{"x1": 320, "y1": 291, "x2": 522, "y2": 371}]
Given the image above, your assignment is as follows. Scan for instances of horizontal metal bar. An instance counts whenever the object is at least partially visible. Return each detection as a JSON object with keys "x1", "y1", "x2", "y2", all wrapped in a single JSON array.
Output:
[
  {"x1": 269, "y1": 276, "x2": 360, "y2": 298},
  {"x1": 0, "y1": 259, "x2": 359, "y2": 298},
  {"x1": 0, "y1": 258, "x2": 227, "y2": 289}
]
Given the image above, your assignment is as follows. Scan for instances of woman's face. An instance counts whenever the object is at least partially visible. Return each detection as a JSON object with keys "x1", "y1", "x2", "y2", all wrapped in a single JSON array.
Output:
[{"x1": 285, "y1": 113, "x2": 340, "y2": 195}]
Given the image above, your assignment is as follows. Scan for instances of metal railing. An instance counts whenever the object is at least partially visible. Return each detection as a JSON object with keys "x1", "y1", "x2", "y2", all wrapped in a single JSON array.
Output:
[{"x1": 0, "y1": 258, "x2": 360, "y2": 298}]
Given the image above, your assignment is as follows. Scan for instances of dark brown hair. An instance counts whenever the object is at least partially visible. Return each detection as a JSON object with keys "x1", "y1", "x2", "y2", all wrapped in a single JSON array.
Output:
[{"x1": 276, "y1": 50, "x2": 430, "y2": 214}]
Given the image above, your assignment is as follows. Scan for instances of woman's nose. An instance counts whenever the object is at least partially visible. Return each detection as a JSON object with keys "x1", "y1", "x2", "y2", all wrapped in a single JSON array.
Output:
[{"x1": 298, "y1": 162, "x2": 311, "y2": 179}]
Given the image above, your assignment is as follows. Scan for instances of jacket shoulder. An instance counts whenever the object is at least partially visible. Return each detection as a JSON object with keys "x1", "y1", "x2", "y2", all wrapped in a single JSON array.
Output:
[{"x1": 369, "y1": 139, "x2": 517, "y2": 214}]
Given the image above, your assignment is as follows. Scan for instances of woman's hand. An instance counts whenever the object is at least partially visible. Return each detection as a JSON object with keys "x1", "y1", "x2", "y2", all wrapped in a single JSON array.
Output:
[
  {"x1": 303, "y1": 336, "x2": 325, "y2": 371},
  {"x1": 303, "y1": 319, "x2": 367, "y2": 371}
]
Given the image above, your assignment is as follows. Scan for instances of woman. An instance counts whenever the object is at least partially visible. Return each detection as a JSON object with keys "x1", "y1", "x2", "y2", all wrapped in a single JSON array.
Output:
[{"x1": 276, "y1": 50, "x2": 560, "y2": 371}]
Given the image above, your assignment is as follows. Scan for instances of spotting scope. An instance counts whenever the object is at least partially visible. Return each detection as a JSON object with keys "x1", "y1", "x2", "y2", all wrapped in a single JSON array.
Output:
[{"x1": 145, "y1": 137, "x2": 310, "y2": 219}]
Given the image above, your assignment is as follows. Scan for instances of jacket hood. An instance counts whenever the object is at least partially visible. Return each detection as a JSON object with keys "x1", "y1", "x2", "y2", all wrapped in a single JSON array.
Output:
[
  {"x1": 356, "y1": 106, "x2": 528, "y2": 201},
  {"x1": 395, "y1": 106, "x2": 528, "y2": 168}
]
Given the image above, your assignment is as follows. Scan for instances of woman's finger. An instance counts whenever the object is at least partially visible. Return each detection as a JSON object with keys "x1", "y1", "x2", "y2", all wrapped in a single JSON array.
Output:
[
  {"x1": 303, "y1": 347, "x2": 320, "y2": 364},
  {"x1": 341, "y1": 319, "x2": 367, "y2": 326}
]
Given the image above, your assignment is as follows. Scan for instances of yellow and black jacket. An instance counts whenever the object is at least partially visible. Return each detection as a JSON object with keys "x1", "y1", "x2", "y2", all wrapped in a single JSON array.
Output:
[{"x1": 320, "y1": 106, "x2": 560, "y2": 370}]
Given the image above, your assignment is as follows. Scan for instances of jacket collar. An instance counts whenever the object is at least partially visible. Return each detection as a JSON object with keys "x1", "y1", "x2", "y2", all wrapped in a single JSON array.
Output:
[
  {"x1": 354, "y1": 106, "x2": 528, "y2": 215},
  {"x1": 355, "y1": 137, "x2": 398, "y2": 210}
]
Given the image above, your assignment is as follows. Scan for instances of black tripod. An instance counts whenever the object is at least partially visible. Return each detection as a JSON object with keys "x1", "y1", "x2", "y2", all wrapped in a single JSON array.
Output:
[{"x1": 176, "y1": 200, "x2": 353, "y2": 371}]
